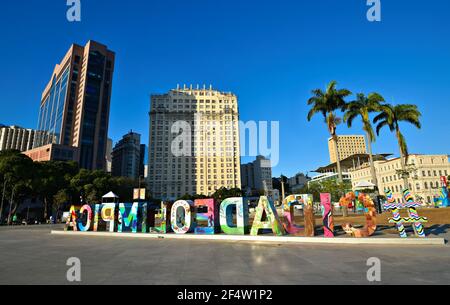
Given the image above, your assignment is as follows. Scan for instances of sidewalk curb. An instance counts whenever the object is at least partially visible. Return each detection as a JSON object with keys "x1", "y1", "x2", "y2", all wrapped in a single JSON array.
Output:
[{"x1": 51, "y1": 230, "x2": 446, "y2": 246}]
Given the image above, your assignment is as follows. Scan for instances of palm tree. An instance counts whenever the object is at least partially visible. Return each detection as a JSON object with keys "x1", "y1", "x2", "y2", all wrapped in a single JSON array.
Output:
[
  {"x1": 373, "y1": 104, "x2": 422, "y2": 190},
  {"x1": 344, "y1": 93, "x2": 384, "y2": 192},
  {"x1": 307, "y1": 81, "x2": 352, "y2": 183}
]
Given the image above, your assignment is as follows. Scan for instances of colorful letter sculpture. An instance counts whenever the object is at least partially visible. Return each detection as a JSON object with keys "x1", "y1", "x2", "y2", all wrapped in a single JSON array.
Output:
[
  {"x1": 251, "y1": 196, "x2": 285, "y2": 236},
  {"x1": 384, "y1": 189, "x2": 428, "y2": 238},
  {"x1": 320, "y1": 193, "x2": 334, "y2": 237},
  {"x1": 93, "y1": 204, "x2": 102, "y2": 232},
  {"x1": 101, "y1": 203, "x2": 116, "y2": 233},
  {"x1": 149, "y1": 202, "x2": 171, "y2": 233},
  {"x1": 281, "y1": 195, "x2": 303, "y2": 235},
  {"x1": 342, "y1": 193, "x2": 377, "y2": 238},
  {"x1": 434, "y1": 187, "x2": 449, "y2": 208},
  {"x1": 303, "y1": 195, "x2": 316, "y2": 237},
  {"x1": 194, "y1": 199, "x2": 219, "y2": 234},
  {"x1": 78, "y1": 205, "x2": 92, "y2": 232},
  {"x1": 171, "y1": 200, "x2": 194, "y2": 234},
  {"x1": 118, "y1": 203, "x2": 139, "y2": 233},
  {"x1": 65, "y1": 205, "x2": 78, "y2": 231},
  {"x1": 219, "y1": 197, "x2": 249, "y2": 235},
  {"x1": 339, "y1": 192, "x2": 355, "y2": 217}
]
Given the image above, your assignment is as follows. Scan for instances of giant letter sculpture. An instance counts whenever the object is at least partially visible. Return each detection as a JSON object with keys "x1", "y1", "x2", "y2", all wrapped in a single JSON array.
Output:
[
  {"x1": 194, "y1": 199, "x2": 219, "y2": 234},
  {"x1": 149, "y1": 202, "x2": 172, "y2": 233},
  {"x1": 220, "y1": 197, "x2": 249, "y2": 235},
  {"x1": 65, "y1": 205, "x2": 78, "y2": 231},
  {"x1": 302, "y1": 194, "x2": 316, "y2": 237},
  {"x1": 171, "y1": 200, "x2": 194, "y2": 234},
  {"x1": 101, "y1": 203, "x2": 116, "y2": 233},
  {"x1": 434, "y1": 177, "x2": 449, "y2": 208},
  {"x1": 320, "y1": 193, "x2": 334, "y2": 237},
  {"x1": 342, "y1": 193, "x2": 377, "y2": 238},
  {"x1": 251, "y1": 196, "x2": 285, "y2": 236},
  {"x1": 384, "y1": 189, "x2": 428, "y2": 238},
  {"x1": 281, "y1": 195, "x2": 303, "y2": 235},
  {"x1": 118, "y1": 203, "x2": 139, "y2": 233},
  {"x1": 93, "y1": 204, "x2": 102, "y2": 232},
  {"x1": 78, "y1": 205, "x2": 92, "y2": 232}
]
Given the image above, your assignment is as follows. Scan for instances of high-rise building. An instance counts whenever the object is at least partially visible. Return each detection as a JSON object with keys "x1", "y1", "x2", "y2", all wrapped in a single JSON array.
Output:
[
  {"x1": 350, "y1": 154, "x2": 450, "y2": 204},
  {"x1": 241, "y1": 156, "x2": 273, "y2": 192},
  {"x1": 112, "y1": 131, "x2": 141, "y2": 180},
  {"x1": 328, "y1": 135, "x2": 367, "y2": 163},
  {"x1": 30, "y1": 40, "x2": 115, "y2": 170},
  {"x1": 148, "y1": 85, "x2": 241, "y2": 200},
  {"x1": 0, "y1": 125, "x2": 36, "y2": 152}
]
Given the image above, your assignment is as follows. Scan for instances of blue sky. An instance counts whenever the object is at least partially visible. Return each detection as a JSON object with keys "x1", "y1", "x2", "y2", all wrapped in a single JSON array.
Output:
[{"x1": 0, "y1": 0, "x2": 449, "y2": 177}]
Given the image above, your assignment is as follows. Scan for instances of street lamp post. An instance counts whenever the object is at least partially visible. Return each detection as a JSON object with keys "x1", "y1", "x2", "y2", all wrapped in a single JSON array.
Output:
[
  {"x1": 7, "y1": 185, "x2": 16, "y2": 226},
  {"x1": 0, "y1": 179, "x2": 7, "y2": 223}
]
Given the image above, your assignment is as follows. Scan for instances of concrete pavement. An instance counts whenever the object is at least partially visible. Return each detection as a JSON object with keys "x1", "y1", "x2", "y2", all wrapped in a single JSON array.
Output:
[{"x1": 0, "y1": 226, "x2": 449, "y2": 285}]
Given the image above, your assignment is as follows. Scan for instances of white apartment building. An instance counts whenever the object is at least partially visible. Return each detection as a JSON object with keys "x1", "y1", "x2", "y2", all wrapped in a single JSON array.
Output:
[
  {"x1": 0, "y1": 125, "x2": 35, "y2": 152},
  {"x1": 148, "y1": 85, "x2": 241, "y2": 200},
  {"x1": 350, "y1": 154, "x2": 450, "y2": 204}
]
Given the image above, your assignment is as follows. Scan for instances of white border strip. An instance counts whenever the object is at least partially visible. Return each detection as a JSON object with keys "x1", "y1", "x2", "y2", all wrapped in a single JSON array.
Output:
[{"x1": 51, "y1": 231, "x2": 446, "y2": 246}]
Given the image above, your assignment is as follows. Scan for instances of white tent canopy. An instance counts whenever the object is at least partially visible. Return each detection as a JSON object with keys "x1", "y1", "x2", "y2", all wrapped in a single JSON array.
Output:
[
  {"x1": 102, "y1": 191, "x2": 119, "y2": 199},
  {"x1": 354, "y1": 181, "x2": 376, "y2": 189}
]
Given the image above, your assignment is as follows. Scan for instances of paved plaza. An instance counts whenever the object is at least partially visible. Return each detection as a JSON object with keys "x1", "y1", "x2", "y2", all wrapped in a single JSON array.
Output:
[{"x1": 0, "y1": 225, "x2": 449, "y2": 285}]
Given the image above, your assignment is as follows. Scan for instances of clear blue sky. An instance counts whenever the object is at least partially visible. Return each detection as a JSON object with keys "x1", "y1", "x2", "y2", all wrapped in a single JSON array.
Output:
[{"x1": 1, "y1": 0, "x2": 449, "y2": 177}]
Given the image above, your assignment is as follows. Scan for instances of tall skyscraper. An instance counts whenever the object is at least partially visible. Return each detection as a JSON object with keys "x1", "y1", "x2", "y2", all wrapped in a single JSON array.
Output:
[
  {"x1": 112, "y1": 131, "x2": 142, "y2": 180},
  {"x1": 148, "y1": 85, "x2": 241, "y2": 200},
  {"x1": 0, "y1": 125, "x2": 36, "y2": 152},
  {"x1": 31, "y1": 40, "x2": 115, "y2": 170},
  {"x1": 328, "y1": 135, "x2": 367, "y2": 163}
]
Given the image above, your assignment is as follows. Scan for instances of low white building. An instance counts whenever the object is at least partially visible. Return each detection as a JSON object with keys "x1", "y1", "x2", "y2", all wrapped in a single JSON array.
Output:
[{"x1": 350, "y1": 154, "x2": 450, "y2": 204}]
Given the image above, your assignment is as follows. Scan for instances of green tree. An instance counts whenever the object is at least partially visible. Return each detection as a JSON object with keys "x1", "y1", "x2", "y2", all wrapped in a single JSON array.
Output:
[
  {"x1": 307, "y1": 81, "x2": 352, "y2": 183},
  {"x1": 374, "y1": 104, "x2": 422, "y2": 190},
  {"x1": 344, "y1": 93, "x2": 384, "y2": 192},
  {"x1": 212, "y1": 187, "x2": 243, "y2": 202},
  {"x1": 0, "y1": 150, "x2": 34, "y2": 222},
  {"x1": 33, "y1": 161, "x2": 78, "y2": 219},
  {"x1": 53, "y1": 189, "x2": 70, "y2": 220}
]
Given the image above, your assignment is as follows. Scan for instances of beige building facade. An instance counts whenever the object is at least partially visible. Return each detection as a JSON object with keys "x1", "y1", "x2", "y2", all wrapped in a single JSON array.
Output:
[
  {"x1": 328, "y1": 135, "x2": 367, "y2": 163},
  {"x1": 350, "y1": 154, "x2": 450, "y2": 204},
  {"x1": 31, "y1": 40, "x2": 115, "y2": 170},
  {"x1": 148, "y1": 85, "x2": 241, "y2": 200}
]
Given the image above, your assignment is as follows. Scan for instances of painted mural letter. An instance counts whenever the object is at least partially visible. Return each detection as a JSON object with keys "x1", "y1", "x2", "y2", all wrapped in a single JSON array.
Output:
[
  {"x1": 101, "y1": 203, "x2": 116, "y2": 233},
  {"x1": 194, "y1": 199, "x2": 218, "y2": 234},
  {"x1": 171, "y1": 200, "x2": 194, "y2": 234},
  {"x1": 342, "y1": 193, "x2": 377, "y2": 238},
  {"x1": 281, "y1": 195, "x2": 303, "y2": 235},
  {"x1": 302, "y1": 194, "x2": 316, "y2": 237},
  {"x1": 77, "y1": 205, "x2": 92, "y2": 232},
  {"x1": 118, "y1": 203, "x2": 139, "y2": 233},
  {"x1": 320, "y1": 193, "x2": 334, "y2": 238},
  {"x1": 251, "y1": 196, "x2": 285, "y2": 236},
  {"x1": 149, "y1": 202, "x2": 171, "y2": 234},
  {"x1": 219, "y1": 197, "x2": 249, "y2": 235},
  {"x1": 65, "y1": 205, "x2": 78, "y2": 231}
]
